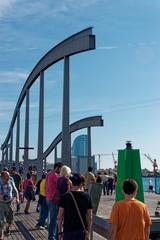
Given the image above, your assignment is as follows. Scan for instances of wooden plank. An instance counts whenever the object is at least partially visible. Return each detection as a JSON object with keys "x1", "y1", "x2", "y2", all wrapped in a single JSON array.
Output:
[
  {"x1": 14, "y1": 206, "x2": 48, "y2": 240},
  {"x1": 3, "y1": 200, "x2": 48, "y2": 240},
  {"x1": 15, "y1": 221, "x2": 35, "y2": 240},
  {"x1": 4, "y1": 198, "x2": 109, "y2": 240}
]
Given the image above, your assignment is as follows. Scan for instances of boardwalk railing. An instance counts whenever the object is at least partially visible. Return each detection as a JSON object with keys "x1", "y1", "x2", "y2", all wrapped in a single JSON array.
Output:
[{"x1": 92, "y1": 216, "x2": 160, "y2": 240}]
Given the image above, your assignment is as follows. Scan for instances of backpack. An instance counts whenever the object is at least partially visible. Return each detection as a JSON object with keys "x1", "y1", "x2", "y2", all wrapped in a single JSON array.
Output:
[{"x1": 24, "y1": 184, "x2": 35, "y2": 201}]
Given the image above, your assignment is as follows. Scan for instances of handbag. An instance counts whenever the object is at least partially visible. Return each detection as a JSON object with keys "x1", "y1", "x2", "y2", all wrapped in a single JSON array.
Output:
[{"x1": 69, "y1": 192, "x2": 89, "y2": 240}]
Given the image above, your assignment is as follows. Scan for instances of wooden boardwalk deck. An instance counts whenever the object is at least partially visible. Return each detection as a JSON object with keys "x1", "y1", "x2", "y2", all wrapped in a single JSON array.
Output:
[
  {"x1": 4, "y1": 192, "x2": 159, "y2": 239},
  {"x1": 4, "y1": 192, "x2": 158, "y2": 239},
  {"x1": 5, "y1": 200, "x2": 48, "y2": 240},
  {"x1": 4, "y1": 199, "x2": 105, "y2": 240}
]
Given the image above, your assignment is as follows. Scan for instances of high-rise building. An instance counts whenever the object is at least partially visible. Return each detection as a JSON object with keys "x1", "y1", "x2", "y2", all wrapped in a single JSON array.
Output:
[
  {"x1": 72, "y1": 134, "x2": 88, "y2": 157},
  {"x1": 71, "y1": 134, "x2": 96, "y2": 173}
]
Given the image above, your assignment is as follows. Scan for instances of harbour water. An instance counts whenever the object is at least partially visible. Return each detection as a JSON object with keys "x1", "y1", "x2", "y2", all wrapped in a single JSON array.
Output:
[{"x1": 142, "y1": 177, "x2": 160, "y2": 193}]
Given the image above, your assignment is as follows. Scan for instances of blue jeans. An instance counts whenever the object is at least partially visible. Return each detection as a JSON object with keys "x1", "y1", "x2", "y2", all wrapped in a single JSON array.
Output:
[
  {"x1": 63, "y1": 230, "x2": 85, "y2": 240},
  {"x1": 37, "y1": 197, "x2": 48, "y2": 226},
  {"x1": 103, "y1": 181, "x2": 107, "y2": 195},
  {"x1": 47, "y1": 200, "x2": 58, "y2": 240}
]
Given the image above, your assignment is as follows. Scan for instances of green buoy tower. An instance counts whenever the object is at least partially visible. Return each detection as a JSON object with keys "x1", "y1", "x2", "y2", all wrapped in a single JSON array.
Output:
[{"x1": 116, "y1": 141, "x2": 144, "y2": 202}]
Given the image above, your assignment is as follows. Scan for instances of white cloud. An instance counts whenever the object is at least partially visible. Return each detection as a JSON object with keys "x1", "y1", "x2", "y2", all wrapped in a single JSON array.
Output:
[
  {"x1": 0, "y1": 0, "x2": 100, "y2": 19},
  {"x1": 0, "y1": 47, "x2": 38, "y2": 52},
  {"x1": 138, "y1": 42, "x2": 146, "y2": 46},
  {"x1": 0, "y1": 69, "x2": 28, "y2": 84},
  {"x1": 65, "y1": 0, "x2": 99, "y2": 9},
  {"x1": 151, "y1": 41, "x2": 157, "y2": 46},
  {"x1": 42, "y1": 0, "x2": 100, "y2": 16},
  {"x1": 102, "y1": 98, "x2": 160, "y2": 114},
  {"x1": 72, "y1": 105, "x2": 100, "y2": 114},
  {"x1": 97, "y1": 46, "x2": 118, "y2": 50},
  {"x1": 0, "y1": 0, "x2": 16, "y2": 18}
]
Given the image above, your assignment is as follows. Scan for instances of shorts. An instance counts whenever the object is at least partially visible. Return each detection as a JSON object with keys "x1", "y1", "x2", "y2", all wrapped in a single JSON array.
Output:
[{"x1": 0, "y1": 202, "x2": 13, "y2": 225}]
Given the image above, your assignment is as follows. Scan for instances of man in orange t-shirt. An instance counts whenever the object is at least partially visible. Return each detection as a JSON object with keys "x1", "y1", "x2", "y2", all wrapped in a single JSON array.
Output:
[{"x1": 109, "y1": 179, "x2": 151, "y2": 240}]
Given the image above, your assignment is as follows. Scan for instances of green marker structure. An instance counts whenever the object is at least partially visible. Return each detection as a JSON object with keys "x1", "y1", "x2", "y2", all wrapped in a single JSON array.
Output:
[{"x1": 116, "y1": 141, "x2": 144, "y2": 203}]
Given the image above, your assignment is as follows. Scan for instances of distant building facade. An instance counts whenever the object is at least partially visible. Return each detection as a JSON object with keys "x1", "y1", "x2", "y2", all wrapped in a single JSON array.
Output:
[
  {"x1": 71, "y1": 134, "x2": 96, "y2": 174},
  {"x1": 72, "y1": 135, "x2": 88, "y2": 156}
]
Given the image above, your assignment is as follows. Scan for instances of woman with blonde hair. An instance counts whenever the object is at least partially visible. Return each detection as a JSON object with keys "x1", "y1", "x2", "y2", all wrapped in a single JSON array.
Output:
[
  {"x1": 60, "y1": 165, "x2": 71, "y2": 177},
  {"x1": 57, "y1": 165, "x2": 72, "y2": 195}
]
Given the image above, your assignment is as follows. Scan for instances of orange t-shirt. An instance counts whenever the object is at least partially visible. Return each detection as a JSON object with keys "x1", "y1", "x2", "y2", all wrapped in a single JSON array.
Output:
[{"x1": 109, "y1": 199, "x2": 151, "y2": 240}]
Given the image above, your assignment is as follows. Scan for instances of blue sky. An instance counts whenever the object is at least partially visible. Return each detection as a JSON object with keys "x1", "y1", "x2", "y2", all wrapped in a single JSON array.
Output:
[{"x1": 0, "y1": 0, "x2": 160, "y2": 170}]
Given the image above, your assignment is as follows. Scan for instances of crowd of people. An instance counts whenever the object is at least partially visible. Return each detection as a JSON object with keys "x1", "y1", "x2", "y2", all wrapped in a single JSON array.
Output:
[
  {"x1": 0, "y1": 164, "x2": 152, "y2": 240},
  {"x1": 94, "y1": 170, "x2": 117, "y2": 196},
  {"x1": 0, "y1": 164, "x2": 93, "y2": 240}
]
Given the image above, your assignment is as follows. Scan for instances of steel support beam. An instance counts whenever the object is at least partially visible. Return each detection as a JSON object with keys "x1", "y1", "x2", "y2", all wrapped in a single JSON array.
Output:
[
  {"x1": 54, "y1": 146, "x2": 57, "y2": 163},
  {"x1": 44, "y1": 158, "x2": 46, "y2": 172},
  {"x1": 1, "y1": 28, "x2": 97, "y2": 178},
  {"x1": 37, "y1": 116, "x2": 103, "y2": 161},
  {"x1": 6, "y1": 145, "x2": 8, "y2": 168},
  {"x1": 24, "y1": 89, "x2": 30, "y2": 177},
  {"x1": 1, "y1": 28, "x2": 95, "y2": 150},
  {"x1": 37, "y1": 71, "x2": 44, "y2": 180},
  {"x1": 87, "y1": 127, "x2": 92, "y2": 167},
  {"x1": 9, "y1": 129, "x2": 13, "y2": 169},
  {"x1": 15, "y1": 109, "x2": 20, "y2": 172},
  {"x1": 1, "y1": 149, "x2": 4, "y2": 170},
  {"x1": 61, "y1": 56, "x2": 71, "y2": 167}
]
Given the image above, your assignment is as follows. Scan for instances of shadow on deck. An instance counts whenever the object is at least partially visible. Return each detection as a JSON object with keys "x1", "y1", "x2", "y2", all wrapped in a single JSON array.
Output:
[
  {"x1": 5, "y1": 200, "x2": 48, "y2": 240},
  {"x1": 5, "y1": 200, "x2": 105, "y2": 240}
]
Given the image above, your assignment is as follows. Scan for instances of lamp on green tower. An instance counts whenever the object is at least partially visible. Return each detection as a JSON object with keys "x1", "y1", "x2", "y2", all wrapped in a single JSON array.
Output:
[{"x1": 116, "y1": 141, "x2": 144, "y2": 203}]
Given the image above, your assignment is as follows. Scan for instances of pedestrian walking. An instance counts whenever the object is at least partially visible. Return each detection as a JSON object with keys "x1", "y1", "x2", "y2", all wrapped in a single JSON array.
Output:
[
  {"x1": 101, "y1": 172, "x2": 108, "y2": 195},
  {"x1": 57, "y1": 173, "x2": 92, "y2": 240},
  {"x1": 10, "y1": 166, "x2": 22, "y2": 211},
  {"x1": 23, "y1": 173, "x2": 35, "y2": 214},
  {"x1": 149, "y1": 179, "x2": 153, "y2": 193},
  {"x1": 46, "y1": 162, "x2": 63, "y2": 240},
  {"x1": 96, "y1": 172, "x2": 102, "y2": 183},
  {"x1": 36, "y1": 173, "x2": 48, "y2": 230},
  {"x1": 35, "y1": 176, "x2": 43, "y2": 212},
  {"x1": 56, "y1": 165, "x2": 72, "y2": 196},
  {"x1": 109, "y1": 179, "x2": 151, "y2": 240},
  {"x1": 0, "y1": 171, "x2": 19, "y2": 239},
  {"x1": 84, "y1": 167, "x2": 96, "y2": 192},
  {"x1": 107, "y1": 176, "x2": 114, "y2": 195}
]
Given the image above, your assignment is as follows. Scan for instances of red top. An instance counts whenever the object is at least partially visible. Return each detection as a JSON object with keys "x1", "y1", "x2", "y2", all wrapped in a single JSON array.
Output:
[
  {"x1": 46, "y1": 171, "x2": 59, "y2": 201},
  {"x1": 23, "y1": 179, "x2": 33, "y2": 191}
]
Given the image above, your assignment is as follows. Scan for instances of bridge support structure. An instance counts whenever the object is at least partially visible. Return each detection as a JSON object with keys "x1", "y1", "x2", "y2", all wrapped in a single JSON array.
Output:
[{"x1": 1, "y1": 28, "x2": 102, "y2": 180}]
